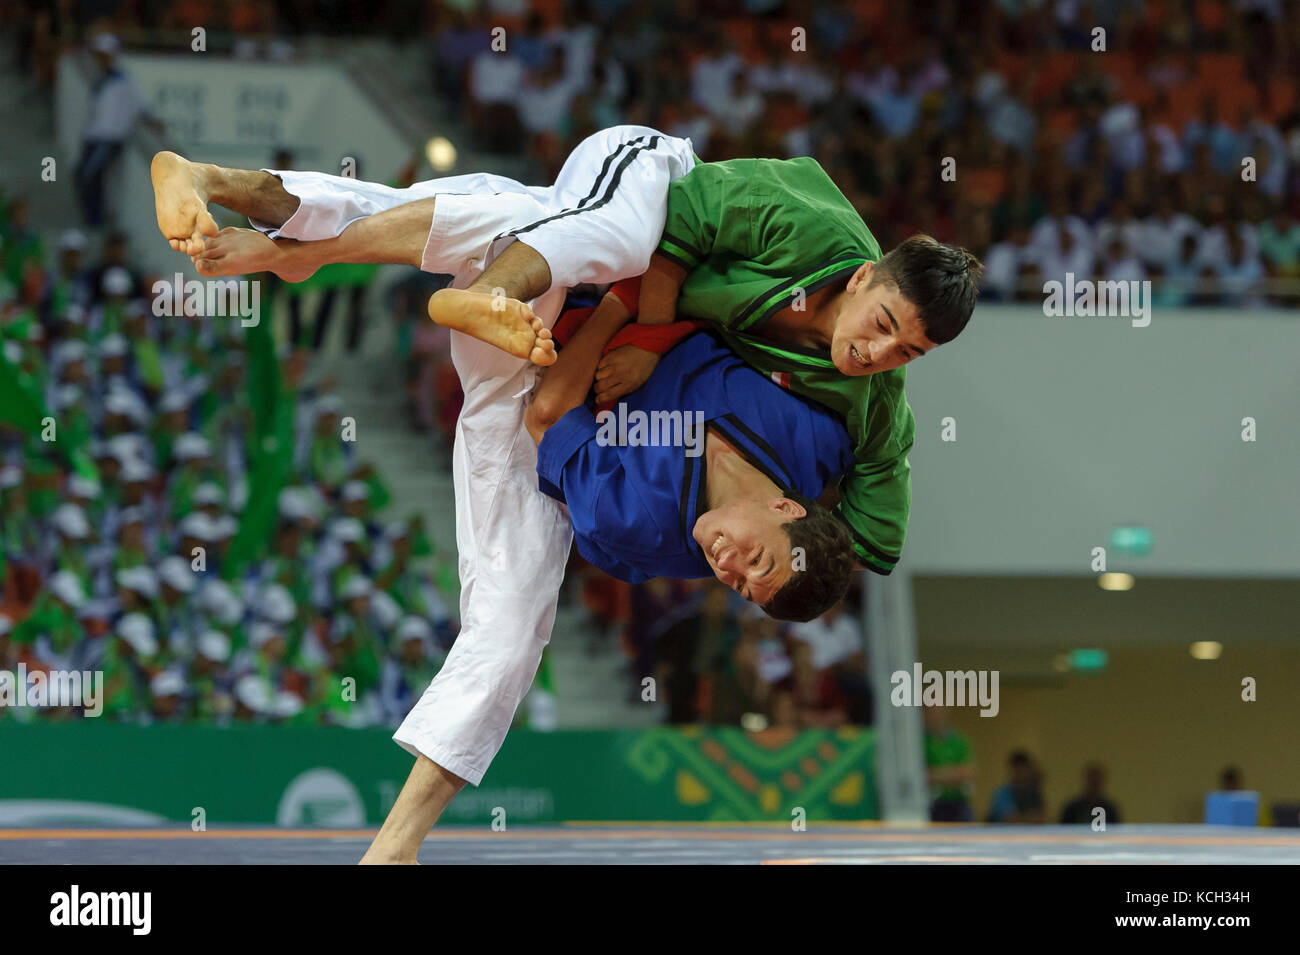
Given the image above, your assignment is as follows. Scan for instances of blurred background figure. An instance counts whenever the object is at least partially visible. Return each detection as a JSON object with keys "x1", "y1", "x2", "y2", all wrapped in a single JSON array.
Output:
[
  {"x1": 988, "y1": 750, "x2": 1046, "y2": 824},
  {"x1": 74, "y1": 34, "x2": 163, "y2": 228},
  {"x1": 923, "y1": 704, "x2": 976, "y2": 822},
  {"x1": 1059, "y1": 761, "x2": 1122, "y2": 825}
]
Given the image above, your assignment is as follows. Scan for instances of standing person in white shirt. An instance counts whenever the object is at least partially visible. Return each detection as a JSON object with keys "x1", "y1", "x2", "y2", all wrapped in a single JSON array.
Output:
[
  {"x1": 790, "y1": 598, "x2": 871, "y2": 724},
  {"x1": 75, "y1": 34, "x2": 163, "y2": 227}
]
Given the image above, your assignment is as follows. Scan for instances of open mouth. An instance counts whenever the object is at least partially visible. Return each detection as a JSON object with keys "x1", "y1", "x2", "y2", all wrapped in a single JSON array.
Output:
[
  {"x1": 710, "y1": 533, "x2": 724, "y2": 559},
  {"x1": 850, "y1": 343, "x2": 871, "y2": 368}
]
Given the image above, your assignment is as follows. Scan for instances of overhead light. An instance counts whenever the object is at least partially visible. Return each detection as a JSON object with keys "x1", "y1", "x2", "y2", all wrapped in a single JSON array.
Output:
[
  {"x1": 1190, "y1": 641, "x2": 1222, "y2": 660},
  {"x1": 1098, "y1": 572, "x2": 1134, "y2": 591},
  {"x1": 426, "y1": 136, "x2": 457, "y2": 172}
]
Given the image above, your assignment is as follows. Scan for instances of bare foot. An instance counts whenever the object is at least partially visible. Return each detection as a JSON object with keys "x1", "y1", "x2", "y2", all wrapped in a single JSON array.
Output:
[
  {"x1": 151, "y1": 151, "x2": 219, "y2": 256},
  {"x1": 191, "y1": 227, "x2": 317, "y2": 282},
  {"x1": 427, "y1": 288, "x2": 557, "y2": 366}
]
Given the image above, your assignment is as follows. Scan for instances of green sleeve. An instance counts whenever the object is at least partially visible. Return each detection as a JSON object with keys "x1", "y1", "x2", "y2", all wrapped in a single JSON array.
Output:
[
  {"x1": 655, "y1": 161, "x2": 754, "y2": 272},
  {"x1": 836, "y1": 455, "x2": 910, "y2": 575},
  {"x1": 836, "y1": 380, "x2": 915, "y2": 575}
]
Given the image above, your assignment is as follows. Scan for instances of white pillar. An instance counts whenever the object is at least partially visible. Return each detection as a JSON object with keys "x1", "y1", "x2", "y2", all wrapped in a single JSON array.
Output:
[{"x1": 865, "y1": 568, "x2": 929, "y2": 822}]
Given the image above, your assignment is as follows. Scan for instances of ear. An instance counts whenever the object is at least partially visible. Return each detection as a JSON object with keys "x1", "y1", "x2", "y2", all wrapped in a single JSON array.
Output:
[
  {"x1": 845, "y1": 260, "x2": 874, "y2": 293},
  {"x1": 770, "y1": 497, "x2": 808, "y2": 519}
]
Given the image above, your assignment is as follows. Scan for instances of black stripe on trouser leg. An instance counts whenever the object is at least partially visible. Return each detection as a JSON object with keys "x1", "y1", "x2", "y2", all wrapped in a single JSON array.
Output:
[
  {"x1": 572, "y1": 136, "x2": 645, "y2": 210},
  {"x1": 488, "y1": 137, "x2": 644, "y2": 250},
  {"x1": 505, "y1": 136, "x2": 664, "y2": 238}
]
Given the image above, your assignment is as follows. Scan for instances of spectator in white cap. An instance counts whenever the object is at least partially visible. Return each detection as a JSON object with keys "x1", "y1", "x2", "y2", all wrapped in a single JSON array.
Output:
[
  {"x1": 253, "y1": 509, "x2": 314, "y2": 620},
  {"x1": 327, "y1": 576, "x2": 385, "y2": 699},
  {"x1": 115, "y1": 564, "x2": 159, "y2": 613},
  {"x1": 192, "y1": 482, "x2": 224, "y2": 515},
  {"x1": 177, "y1": 510, "x2": 218, "y2": 548},
  {"x1": 101, "y1": 612, "x2": 159, "y2": 719},
  {"x1": 166, "y1": 432, "x2": 216, "y2": 525},
  {"x1": 104, "y1": 387, "x2": 151, "y2": 432},
  {"x1": 247, "y1": 583, "x2": 303, "y2": 663},
  {"x1": 155, "y1": 389, "x2": 191, "y2": 458},
  {"x1": 115, "y1": 611, "x2": 157, "y2": 656},
  {"x1": 272, "y1": 689, "x2": 305, "y2": 722},
  {"x1": 327, "y1": 516, "x2": 369, "y2": 578},
  {"x1": 190, "y1": 629, "x2": 236, "y2": 721},
  {"x1": 50, "y1": 229, "x2": 93, "y2": 313},
  {"x1": 118, "y1": 457, "x2": 158, "y2": 518},
  {"x1": 197, "y1": 629, "x2": 232, "y2": 664},
  {"x1": 51, "y1": 501, "x2": 91, "y2": 540},
  {"x1": 233, "y1": 673, "x2": 272, "y2": 721},
  {"x1": 66, "y1": 473, "x2": 107, "y2": 532},
  {"x1": 75, "y1": 34, "x2": 163, "y2": 227},
  {"x1": 381, "y1": 615, "x2": 444, "y2": 724},
  {"x1": 172, "y1": 432, "x2": 210, "y2": 463},
  {"x1": 196, "y1": 578, "x2": 245, "y2": 634},
  {"x1": 154, "y1": 555, "x2": 199, "y2": 658},
  {"x1": 48, "y1": 503, "x2": 94, "y2": 585},
  {"x1": 303, "y1": 393, "x2": 351, "y2": 492},
  {"x1": 6, "y1": 569, "x2": 84, "y2": 668},
  {"x1": 112, "y1": 505, "x2": 152, "y2": 573},
  {"x1": 340, "y1": 480, "x2": 369, "y2": 517},
  {"x1": 150, "y1": 669, "x2": 188, "y2": 721},
  {"x1": 52, "y1": 340, "x2": 89, "y2": 383}
]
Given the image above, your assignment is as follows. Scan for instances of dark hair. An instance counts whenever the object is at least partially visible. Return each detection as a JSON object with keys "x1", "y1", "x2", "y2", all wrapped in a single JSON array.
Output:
[
  {"x1": 871, "y1": 234, "x2": 983, "y2": 346},
  {"x1": 762, "y1": 492, "x2": 854, "y2": 623}
]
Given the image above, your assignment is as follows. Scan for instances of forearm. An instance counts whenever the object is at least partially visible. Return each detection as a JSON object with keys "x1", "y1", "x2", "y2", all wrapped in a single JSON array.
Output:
[
  {"x1": 526, "y1": 293, "x2": 631, "y2": 443},
  {"x1": 636, "y1": 252, "x2": 687, "y2": 324}
]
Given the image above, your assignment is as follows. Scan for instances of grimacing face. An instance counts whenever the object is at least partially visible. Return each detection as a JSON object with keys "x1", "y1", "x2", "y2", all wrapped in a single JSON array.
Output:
[
  {"x1": 829, "y1": 261, "x2": 935, "y2": 376},
  {"x1": 692, "y1": 496, "x2": 804, "y2": 606}
]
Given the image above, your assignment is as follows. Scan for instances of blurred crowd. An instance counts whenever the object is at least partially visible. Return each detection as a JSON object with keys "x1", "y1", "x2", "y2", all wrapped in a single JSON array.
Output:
[
  {"x1": 922, "y1": 709, "x2": 1128, "y2": 824},
  {"x1": 0, "y1": 196, "x2": 457, "y2": 727},
  {"x1": 10, "y1": 1, "x2": 1300, "y2": 307},
  {"x1": 571, "y1": 568, "x2": 873, "y2": 730},
  {"x1": 924, "y1": 712, "x2": 1262, "y2": 825},
  {"x1": 439, "y1": 0, "x2": 1300, "y2": 305}
]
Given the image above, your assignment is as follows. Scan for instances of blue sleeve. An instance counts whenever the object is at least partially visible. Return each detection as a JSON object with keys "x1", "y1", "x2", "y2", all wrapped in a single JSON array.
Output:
[
  {"x1": 537, "y1": 404, "x2": 602, "y2": 502},
  {"x1": 536, "y1": 405, "x2": 649, "y2": 584}
]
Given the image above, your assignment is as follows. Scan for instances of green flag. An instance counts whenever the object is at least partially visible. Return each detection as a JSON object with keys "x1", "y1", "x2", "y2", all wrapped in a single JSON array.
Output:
[
  {"x1": 0, "y1": 349, "x2": 97, "y2": 482},
  {"x1": 223, "y1": 318, "x2": 293, "y2": 579}
]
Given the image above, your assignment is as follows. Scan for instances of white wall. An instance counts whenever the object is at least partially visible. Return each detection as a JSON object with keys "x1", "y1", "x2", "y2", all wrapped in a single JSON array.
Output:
[{"x1": 902, "y1": 305, "x2": 1300, "y2": 576}]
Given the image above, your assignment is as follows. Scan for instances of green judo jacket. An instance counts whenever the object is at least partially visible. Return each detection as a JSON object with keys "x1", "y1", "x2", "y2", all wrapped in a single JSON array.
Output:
[{"x1": 655, "y1": 157, "x2": 913, "y2": 575}]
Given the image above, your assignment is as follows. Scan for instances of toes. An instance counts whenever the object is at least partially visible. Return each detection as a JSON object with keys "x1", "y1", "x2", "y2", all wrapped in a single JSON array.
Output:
[{"x1": 530, "y1": 344, "x2": 557, "y2": 367}]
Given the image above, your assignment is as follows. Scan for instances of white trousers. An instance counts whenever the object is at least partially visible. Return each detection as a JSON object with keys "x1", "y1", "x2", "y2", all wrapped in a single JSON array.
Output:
[{"x1": 252, "y1": 126, "x2": 695, "y2": 783}]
